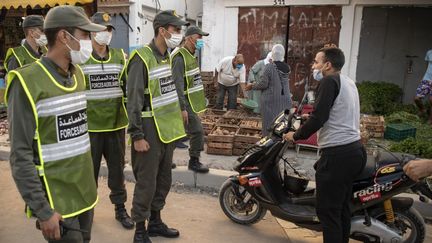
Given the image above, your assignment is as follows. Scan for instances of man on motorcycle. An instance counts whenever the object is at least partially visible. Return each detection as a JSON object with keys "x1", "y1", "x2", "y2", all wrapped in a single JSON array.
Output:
[{"x1": 284, "y1": 46, "x2": 366, "y2": 243}]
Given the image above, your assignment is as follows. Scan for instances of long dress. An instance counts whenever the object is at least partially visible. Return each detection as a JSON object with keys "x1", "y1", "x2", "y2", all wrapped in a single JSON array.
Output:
[{"x1": 253, "y1": 62, "x2": 292, "y2": 136}]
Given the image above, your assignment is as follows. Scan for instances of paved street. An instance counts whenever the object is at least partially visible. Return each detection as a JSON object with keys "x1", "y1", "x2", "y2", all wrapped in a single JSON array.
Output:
[{"x1": 0, "y1": 161, "x2": 289, "y2": 243}]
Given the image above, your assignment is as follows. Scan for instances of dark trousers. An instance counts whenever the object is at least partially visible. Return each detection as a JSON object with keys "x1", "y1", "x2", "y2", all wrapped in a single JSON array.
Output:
[
  {"x1": 315, "y1": 141, "x2": 366, "y2": 243},
  {"x1": 48, "y1": 209, "x2": 94, "y2": 243},
  {"x1": 131, "y1": 118, "x2": 175, "y2": 222},
  {"x1": 90, "y1": 129, "x2": 127, "y2": 205},
  {"x1": 215, "y1": 83, "x2": 238, "y2": 110},
  {"x1": 185, "y1": 103, "x2": 204, "y2": 158}
]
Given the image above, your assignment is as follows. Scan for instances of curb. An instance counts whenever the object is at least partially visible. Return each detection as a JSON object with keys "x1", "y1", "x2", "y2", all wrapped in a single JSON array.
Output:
[{"x1": 99, "y1": 162, "x2": 235, "y2": 190}]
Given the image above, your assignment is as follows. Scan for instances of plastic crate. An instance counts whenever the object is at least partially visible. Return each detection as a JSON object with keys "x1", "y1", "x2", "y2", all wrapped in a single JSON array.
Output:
[{"x1": 384, "y1": 123, "x2": 416, "y2": 141}]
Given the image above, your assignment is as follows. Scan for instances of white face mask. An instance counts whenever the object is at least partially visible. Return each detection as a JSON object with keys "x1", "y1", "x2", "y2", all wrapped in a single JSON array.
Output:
[
  {"x1": 94, "y1": 31, "x2": 112, "y2": 46},
  {"x1": 312, "y1": 69, "x2": 323, "y2": 81},
  {"x1": 164, "y1": 32, "x2": 183, "y2": 49},
  {"x1": 66, "y1": 32, "x2": 92, "y2": 64},
  {"x1": 35, "y1": 34, "x2": 47, "y2": 47}
]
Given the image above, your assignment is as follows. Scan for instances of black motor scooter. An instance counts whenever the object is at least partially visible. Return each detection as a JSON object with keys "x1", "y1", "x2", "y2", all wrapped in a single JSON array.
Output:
[{"x1": 219, "y1": 109, "x2": 432, "y2": 243}]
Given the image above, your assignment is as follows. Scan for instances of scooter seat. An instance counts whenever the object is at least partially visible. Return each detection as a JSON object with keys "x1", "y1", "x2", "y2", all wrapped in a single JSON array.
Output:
[{"x1": 355, "y1": 156, "x2": 376, "y2": 180}]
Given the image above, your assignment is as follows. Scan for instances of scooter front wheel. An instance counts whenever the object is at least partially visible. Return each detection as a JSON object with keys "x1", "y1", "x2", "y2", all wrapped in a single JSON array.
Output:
[{"x1": 219, "y1": 179, "x2": 267, "y2": 225}]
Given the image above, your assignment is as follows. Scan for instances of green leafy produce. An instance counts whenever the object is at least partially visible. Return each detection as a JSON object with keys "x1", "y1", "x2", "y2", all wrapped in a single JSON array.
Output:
[
  {"x1": 357, "y1": 81, "x2": 403, "y2": 115},
  {"x1": 389, "y1": 138, "x2": 432, "y2": 158}
]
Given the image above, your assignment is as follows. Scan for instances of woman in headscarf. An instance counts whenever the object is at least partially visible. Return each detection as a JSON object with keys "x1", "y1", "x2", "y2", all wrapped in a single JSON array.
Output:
[
  {"x1": 247, "y1": 52, "x2": 272, "y2": 113},
  {"x1": 245, "y1": 44, "x2": 292, "y2": 136}
]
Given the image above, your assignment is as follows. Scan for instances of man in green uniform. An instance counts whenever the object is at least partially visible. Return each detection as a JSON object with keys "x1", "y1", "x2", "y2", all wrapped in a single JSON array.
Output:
[
  {"x1": 126, "y1": 10, "x2": 188, "y2": 243},
  {"x1": 5, "y1": 15, "x2": 47, "y2": 72},
  {"x1": 79, "y1": 12, "x2": 133, "y2": 230},
  {"x1": 6, "y1": 5, "x2": 105, "y2": 242},
  {"x1": 171, "y1": 26, "x2": 209, "y2": 173}
]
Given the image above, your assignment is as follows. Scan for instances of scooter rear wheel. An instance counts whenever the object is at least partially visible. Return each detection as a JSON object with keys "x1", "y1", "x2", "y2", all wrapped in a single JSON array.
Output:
[
  {"x1": 219, "y1": 179, "x2": 267, "y2": 225},
  {"x1": 371, "y1": 207, "x2": 425, "y2": 243}
]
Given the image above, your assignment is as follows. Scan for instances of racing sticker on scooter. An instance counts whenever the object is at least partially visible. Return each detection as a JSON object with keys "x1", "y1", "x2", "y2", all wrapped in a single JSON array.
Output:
[
  {"x1": 353, "y1": 182, "x2": 393, "y2": 203},
  {"x1": 248, "y1": 177, "x2": 262, "y2": 187}
]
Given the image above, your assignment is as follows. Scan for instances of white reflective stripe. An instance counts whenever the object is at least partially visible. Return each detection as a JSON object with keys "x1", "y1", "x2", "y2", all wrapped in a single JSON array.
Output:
[
  {"x1": 149, "y1": 65, "x2": 170, "y2": 76},
  {"x1": 80, "y1": 64, "x2": 123, "y2": 73},
  {"x1": 149, "y1": 70, "x2": 171, "y2": 80},
  {"x1": 187, "y1": 85, "x2": 204, "y2": 94},
  {"x1": 86, "y1": 88, "x2": 123, "y2": 100},
  {"x1": 186, "y1": 67, "x2": 200, "y2": 77},
  {"x1": 41, "y1": 134, "x2": 90, "y2": 162},
  {"x1": 152, "y1": 92, "x2": 178, "y2": 105},
  {"x1": 149, "y1": 66, "x2": 171, "y2": 79},
  {"x1": 36, "y1": 93, "x2": 87, "y2": 117},
  {"x1": 152, "y1": 96, "x2": 178, "y2": 108}
]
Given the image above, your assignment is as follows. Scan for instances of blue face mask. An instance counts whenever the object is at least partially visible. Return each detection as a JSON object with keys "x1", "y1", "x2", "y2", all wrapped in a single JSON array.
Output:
[
  {"x1": 195, "y1": 39, "x2": 204, "y2": 50},
  {"x1": 236, "y1": 64, "x2": 243, "y2": 70}
]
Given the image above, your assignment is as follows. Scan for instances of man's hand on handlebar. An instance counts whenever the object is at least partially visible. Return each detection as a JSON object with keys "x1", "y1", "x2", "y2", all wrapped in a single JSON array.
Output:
[
  {"x1": 283, "y1": 132, "x2": 295, "y2": 142},
  {"x1": 403, "y1": 159, "x2": 432, "y2": 182}
]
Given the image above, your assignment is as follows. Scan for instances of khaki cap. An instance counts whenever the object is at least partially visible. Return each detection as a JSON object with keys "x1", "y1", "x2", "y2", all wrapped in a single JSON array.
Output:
[
  {"x1": 22, "y1": 15, "x2": 44, "y2": 28},
  {"x1": 185, "y1": 26, "x2": 209, "y2": 37},
  {"x1": 44, "y1": 5, "x2": 106, "y2": 32},
  {"x1": 153, "y1": 10, "x2": 189, "y2": 31},
  {"x1": 91, "y1": 12, "x2": 115, "y2": 29}
]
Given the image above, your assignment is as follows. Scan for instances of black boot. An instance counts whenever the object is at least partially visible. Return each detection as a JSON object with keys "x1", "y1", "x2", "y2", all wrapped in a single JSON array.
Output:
[
  {"x1": 188, "y1": 157, "x2": 209, "y2": 173},
  {"x1": 148, "y1": 210, "x2": 179, "y2": 238},
  {"x1": 115, "y1": 204, "x2": 135, "y2": 229},
  {"x1": 133, "y1": 221, "x2": 152, "y2": 243}
]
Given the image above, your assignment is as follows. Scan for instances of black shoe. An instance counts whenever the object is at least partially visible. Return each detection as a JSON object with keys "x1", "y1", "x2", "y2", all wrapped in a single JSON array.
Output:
[
  {"x1": 148, "y1": 222, "x2": 180, "y2": 238},
  {"x1": 134, "y1": 222, "x2": 152, "y2": 243},
  {"x1": 188, "y1": 157, "x2": 209, "y2": 173},
  {"x1": 148, "y1": 210, "x2": 180, "y2": 238},
  {"x1": 171, "y1": 163, "x2": 177, "y2": 169},
  {"x1": 175, "y1": 140, "x2": 188, "y2": 149},
  {"x1": 115, "y1": 204, "x2": 135, "y2": 229}
]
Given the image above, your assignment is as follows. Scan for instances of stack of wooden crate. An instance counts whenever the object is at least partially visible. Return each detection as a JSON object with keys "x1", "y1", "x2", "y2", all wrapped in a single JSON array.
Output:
[
  {"x1": 199, "y1": 109, "x2": 226, "y2": 136},
  {"x1": 360, "y1": 115, "x2": 385, "y2": 139},
  {"x1": 206, "y1": 126, "x2": 238, "y2": 156},
  {"x1": 201, "y1": 71, "x2": 216, "y2": 107},
  {"x1": 232, "y1": 118, "x2": 262, "y2": 156}
]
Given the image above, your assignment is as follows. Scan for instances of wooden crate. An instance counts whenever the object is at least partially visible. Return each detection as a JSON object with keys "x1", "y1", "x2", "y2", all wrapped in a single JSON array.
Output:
[
  {"x1": 205, "y1": 108, "x2": 226, "y2": 116},
  {"x1": 234, "y1": 141, "x2": 253, "y2": 149},
  {"x1": 201, "y1": 71, "x2": 214, "y2": 78},
  {"x1": 235, "y1": 128, "x2": 262, "y2": 144},
  {"x1": 208, "y1": 142, "x2": 234, "y2": 149},
  {"x1": 216, "y1": 117, "x2": 241, "y2": 128},
  {"x1": 232, "y1": 147, "x2": 246, "y2": 156},
  {"x1": 201, "y1": 114, "x2": 221, "y2": 135},
  {"x1": 223, "y1": 109, "x2": 249, "y2": 119},
  {"x1": 361, "y1": 115, "x2": 385, "y2": 125},
  {"x1": 207, "y1": 126, "x2": 238, "y2": 143},
  {"x1": 239, "y1": 118, "x2": 262, "y2": 130},
  {"x1": 206, "y1": 146, "x2": 232, "y2": 156}
]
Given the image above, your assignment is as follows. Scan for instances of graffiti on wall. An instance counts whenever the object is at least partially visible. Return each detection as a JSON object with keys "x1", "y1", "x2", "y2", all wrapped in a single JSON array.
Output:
[
  {"x1": 287, "y1": 6, "x2": 341, "y2": 101},
  {"x1": 238, "y1": 7, "x2": 289, "y2": 73}
]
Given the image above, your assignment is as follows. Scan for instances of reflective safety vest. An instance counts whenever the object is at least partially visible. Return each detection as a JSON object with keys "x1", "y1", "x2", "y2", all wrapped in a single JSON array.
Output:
[
  {"x1": 80, "y1": 48, "x2": 128, "y2": 132},
  {"x1": 128, "y1": 45, "x2": 186, "y2": 143},
  {"x1": 4, "y1": 45, "x2": 47, "y2": 72},
  {"x1": 5, "y1": 61, "x2": 98, "y2": 218},
  {"x1": 172, "y1": 47, "x2": 206, "y2": 113}
]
